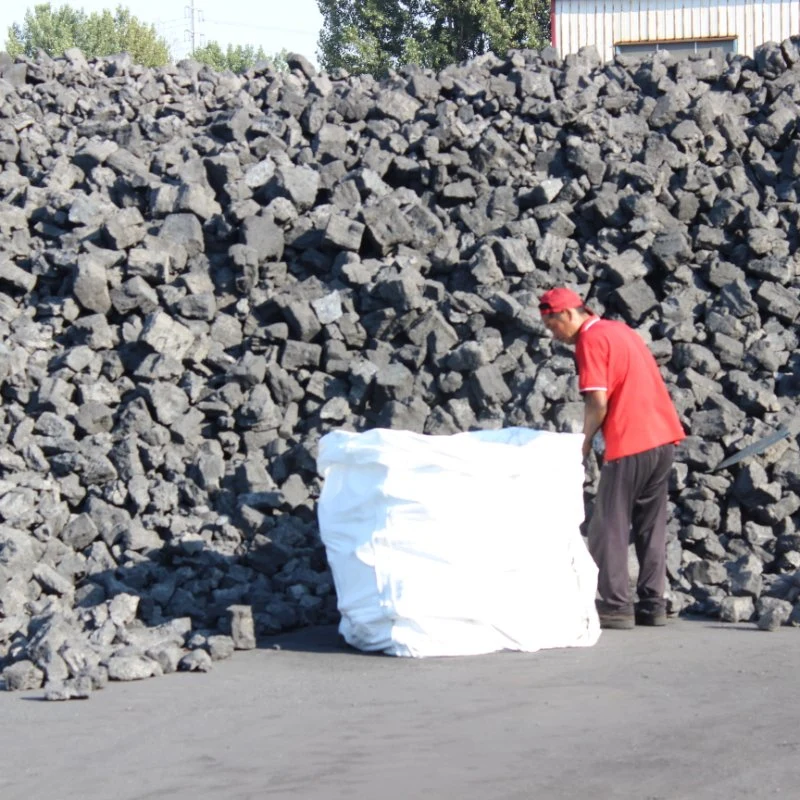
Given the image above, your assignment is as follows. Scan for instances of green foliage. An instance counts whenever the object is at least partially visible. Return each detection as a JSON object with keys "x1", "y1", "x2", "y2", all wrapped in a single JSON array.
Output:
[
  {"x1": 192, "y1": 41, "x2": 288, "y2": 73},
  {"x1": 4, "y1": 3, "x2": 171, "y2": 66},
  {"x1": 192, "y1": 40, "x2": 227, "y2": 71},
  {"x1": 224, "y1": 44, "x2": 267, "y2": 74},
  {"x1": 5, "y1": 27, "x2": 25, "y2": 59},
  {"x1": 270, "y1": 48, "x2": 289, "y2": 73},
  {"x1": 316, "y1": 0, "x2": 551, "y2": 75}
]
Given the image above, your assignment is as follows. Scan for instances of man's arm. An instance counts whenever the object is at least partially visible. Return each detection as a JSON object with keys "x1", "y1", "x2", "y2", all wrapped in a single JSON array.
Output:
[{"x1": 582, "y1": 390, "x2": 608, "y2": 459}]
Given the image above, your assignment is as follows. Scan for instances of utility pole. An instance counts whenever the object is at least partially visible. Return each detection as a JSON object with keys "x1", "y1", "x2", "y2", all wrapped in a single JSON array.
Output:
[{"x1": 184, "y1": 0, "x2": 203, "y2": 56}]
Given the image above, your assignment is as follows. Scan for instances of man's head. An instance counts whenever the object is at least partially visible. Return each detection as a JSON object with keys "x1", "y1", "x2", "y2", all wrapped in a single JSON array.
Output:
[{"x1": 538, "y1": 287, "x2": 591, "y2": 344}]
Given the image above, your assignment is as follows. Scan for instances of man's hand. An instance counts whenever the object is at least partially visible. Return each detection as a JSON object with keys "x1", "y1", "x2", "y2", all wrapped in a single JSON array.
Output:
[{"x1": 582, "y1": 390, "x2": 608, "y2": 463}]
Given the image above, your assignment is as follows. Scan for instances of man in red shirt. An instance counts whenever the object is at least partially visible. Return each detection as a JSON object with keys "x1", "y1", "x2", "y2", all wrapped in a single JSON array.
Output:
[{"x1": 538, "y1": 287, "x2": 686, "y2": 629}]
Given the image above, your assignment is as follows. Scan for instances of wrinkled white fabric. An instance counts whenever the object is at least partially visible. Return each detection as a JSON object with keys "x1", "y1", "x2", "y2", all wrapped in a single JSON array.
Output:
[{"x1": 317, "y1": 427, "x2": 601, "y2": 657}]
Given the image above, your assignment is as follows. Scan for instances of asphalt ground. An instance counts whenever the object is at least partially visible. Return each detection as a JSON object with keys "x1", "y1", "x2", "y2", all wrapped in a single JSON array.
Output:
[{"x1": 2, "y1": 619, "x2": 799, "y2": 800}]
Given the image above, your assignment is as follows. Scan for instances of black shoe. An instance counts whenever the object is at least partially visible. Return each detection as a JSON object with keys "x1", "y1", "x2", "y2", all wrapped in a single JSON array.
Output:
[
  {"x1": 598, "y1": 612, "x2": 635, "y2": 630},
  {"x1": 635, "y1": 607, "x2": 667, "y2": 627}
]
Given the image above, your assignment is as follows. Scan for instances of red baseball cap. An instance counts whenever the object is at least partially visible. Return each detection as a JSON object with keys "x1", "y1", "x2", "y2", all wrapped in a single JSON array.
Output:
[{"x1": 538, "y1": 287, "x2": 584, "y2": 315}]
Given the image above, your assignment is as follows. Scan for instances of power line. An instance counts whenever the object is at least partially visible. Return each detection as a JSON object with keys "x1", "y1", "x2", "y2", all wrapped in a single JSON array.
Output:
[{"x1": 202, "y1": 19, "x2": 318, "y2": 35}]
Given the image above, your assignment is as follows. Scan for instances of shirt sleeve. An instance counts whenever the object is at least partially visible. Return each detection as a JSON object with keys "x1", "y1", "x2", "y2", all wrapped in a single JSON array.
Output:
[{"x1": 575, "y1": 330, "x2": 609, "y2": 393}]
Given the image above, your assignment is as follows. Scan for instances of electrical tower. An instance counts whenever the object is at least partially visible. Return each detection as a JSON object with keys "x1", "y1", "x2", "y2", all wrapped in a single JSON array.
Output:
[{"x1": 184, "y1": 0, "x2": 204, "y2": 55}]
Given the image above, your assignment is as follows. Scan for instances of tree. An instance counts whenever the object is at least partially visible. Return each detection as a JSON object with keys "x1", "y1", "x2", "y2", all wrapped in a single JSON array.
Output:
[
  {"x1": 191, "y1": 41, "x2": 288, "y2": 73},
  {"x1": 191, "y1": 40, "x2": 227, "y2": 71},
  {"x1": 4, "y1": 3, "x2": 171, "y2": 67},
  {"x1": 316, "y1": 0, "x2": 551, "y2": 75}
]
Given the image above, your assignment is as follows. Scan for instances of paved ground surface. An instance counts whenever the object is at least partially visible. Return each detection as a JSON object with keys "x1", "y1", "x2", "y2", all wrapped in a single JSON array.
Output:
[{"x1": 1, "y1": 619, "x2": 799, "y2": 800}]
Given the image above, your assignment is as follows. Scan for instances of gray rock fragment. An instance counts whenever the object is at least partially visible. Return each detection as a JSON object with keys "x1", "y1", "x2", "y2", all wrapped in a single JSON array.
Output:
[
  {"x1": 311, "y1": 292, "x2": 343, "y2": 325},
  {"x1": 44, "y1": 676, "x2": 93, "y2": 701},
  {"x1": 179, "y1": 649, "x2": 213, "y2": 672},
  {"x1": 146, "y1": 644, "x2": 184, "y2": 674},
  {"x1": 140, "y1": 311, "x2": 196, "y2": 361},
  {"x1": 324, "y1": 216, "x2": 364, "y2": 251},
  {"x1": 109, "y1": 593, "x2": 139, "y2": 626},
  {"x1": 107, "y1": 656, "x2": 158, "y2": 681},
  {"x1": 612, "y1": 279, "x2": 658, "y2": 323},
  {"x1": 241, "y1": 215, "x2": 284, "y2": 261},
  {"x1": 3, "y1": 660, "x2": 45, "y2": 691},
  {"x1": 228, "y1": 605, "x2": 257, "y2": 650},
  {"x1": 719, "y1": 596, "x2": 755, "y2": 623},
  {"x1": 159, "y1": 213, "x2": 204, "y2": 257},
  {"x1": 0, "y1": 259, "x2": 37, "y2": 293},
  {"x1": 206, "y1": 635, "x2": 235, "y2": 661},
  {"x1": 33, "y1": 564, "x2": 75, "y2": 597},
  {"x1": 757, "y1": 598, "x2": 793, "y2": 631},
  {"x1": 726, "y1": 554, "x2": 764, "y2": 598}
]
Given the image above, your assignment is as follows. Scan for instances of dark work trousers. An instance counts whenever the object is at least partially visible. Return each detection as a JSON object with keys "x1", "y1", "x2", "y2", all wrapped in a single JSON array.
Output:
[{"x1": 587, "y1": 443, "x2": 674, "y2": 614}]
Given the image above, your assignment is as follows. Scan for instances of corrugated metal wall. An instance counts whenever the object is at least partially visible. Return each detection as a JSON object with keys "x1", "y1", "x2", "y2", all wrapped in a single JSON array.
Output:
[{"x1": 553, "y1": 0, "x2": 800, "y2": 62}]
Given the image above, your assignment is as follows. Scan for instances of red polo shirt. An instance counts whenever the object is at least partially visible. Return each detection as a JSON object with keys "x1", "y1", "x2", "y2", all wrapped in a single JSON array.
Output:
[{"x1": 575, "y1": 317, "x2": 685, "y2": 461}]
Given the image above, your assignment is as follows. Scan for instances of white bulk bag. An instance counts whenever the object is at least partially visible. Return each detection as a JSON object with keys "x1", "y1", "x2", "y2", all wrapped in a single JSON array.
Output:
[{"x1": 316, "y1": 427, "x2": 600, "y2": 657}]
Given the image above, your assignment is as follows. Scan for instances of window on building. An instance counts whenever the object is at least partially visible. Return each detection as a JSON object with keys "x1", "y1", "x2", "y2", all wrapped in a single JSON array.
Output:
[{"x1": 615, "y1": 38, "x2": 737, "y2": 58}]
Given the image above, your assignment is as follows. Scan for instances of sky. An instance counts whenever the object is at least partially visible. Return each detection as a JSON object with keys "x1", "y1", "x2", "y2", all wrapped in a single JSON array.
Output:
[{"x1": 1, "y1": 0, "x2": 324, "y2": 66}]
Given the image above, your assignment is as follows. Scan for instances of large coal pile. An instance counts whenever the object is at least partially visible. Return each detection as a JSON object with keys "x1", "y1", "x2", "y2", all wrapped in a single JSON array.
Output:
[{"x1": 1, "y1": 41, "x2": 800, "y2": 695}]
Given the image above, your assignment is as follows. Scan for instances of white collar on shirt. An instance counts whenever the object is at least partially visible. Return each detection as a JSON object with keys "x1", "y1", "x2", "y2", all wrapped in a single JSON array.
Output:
[{"x1": 580, "y1": 316, "x2": 600, "y2": 334}]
